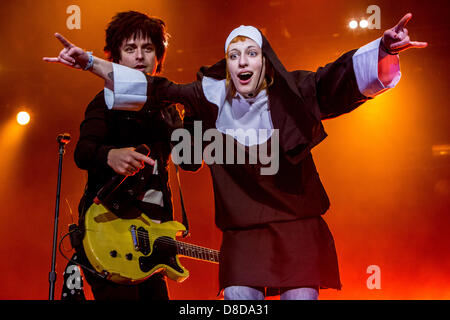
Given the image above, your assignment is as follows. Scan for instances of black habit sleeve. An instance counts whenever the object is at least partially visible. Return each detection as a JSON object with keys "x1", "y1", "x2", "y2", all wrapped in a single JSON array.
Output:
[
  {"x1": 146, "y1": 77, "x2": 208, "y2": 117},
  {"x1": 293, "y1": 50, "x2": 370, "y2": 120}
]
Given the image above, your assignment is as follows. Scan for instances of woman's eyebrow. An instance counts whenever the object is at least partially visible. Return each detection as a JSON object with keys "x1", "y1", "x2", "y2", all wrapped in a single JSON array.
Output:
[{"x1": 229, "y1": 45, "x2": 258, "y2": 52}]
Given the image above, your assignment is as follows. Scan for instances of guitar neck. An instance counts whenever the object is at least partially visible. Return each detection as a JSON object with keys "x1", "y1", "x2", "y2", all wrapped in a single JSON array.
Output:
[{"x1": 175, "y1": 241, "x2": 219, "y2": 264}]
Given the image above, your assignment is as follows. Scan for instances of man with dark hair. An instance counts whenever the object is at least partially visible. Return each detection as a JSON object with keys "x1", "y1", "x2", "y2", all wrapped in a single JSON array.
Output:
[
  {"x1": 61, "y1": 11, "x2": 187, "y2": 300},
  {"x1": 104, "y1": 11, "x2": 168, "y2": 74}
]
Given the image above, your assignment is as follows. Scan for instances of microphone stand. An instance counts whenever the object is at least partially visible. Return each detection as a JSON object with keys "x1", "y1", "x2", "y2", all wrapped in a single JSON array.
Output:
[{"x1": 49, "y1": 133, "x2": 71, "y2": 300}]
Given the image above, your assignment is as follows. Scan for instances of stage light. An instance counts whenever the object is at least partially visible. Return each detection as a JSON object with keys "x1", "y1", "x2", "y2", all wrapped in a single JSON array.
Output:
[
  {"x1": 432, "y1": 144, "x2": 450, "y2": 156},
  {"x1": 16, "y1": 111, "x2": 30, "y2": 126},
  {"x1": 360, "y1": 19, "x2": 369, "y2": 28},
  {"x1": 349, "y1": 20, "x2": 358, "y2": 29}
]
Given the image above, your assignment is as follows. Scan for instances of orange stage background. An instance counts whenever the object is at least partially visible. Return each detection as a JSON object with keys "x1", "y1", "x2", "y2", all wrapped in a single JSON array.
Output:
[{"x1": 0, "y1": 0, "x2": 448, "y2": 300}]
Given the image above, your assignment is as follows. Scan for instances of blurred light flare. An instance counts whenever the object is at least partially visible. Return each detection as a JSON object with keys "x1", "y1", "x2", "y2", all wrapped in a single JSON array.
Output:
[
  {"x1": 349, "y1": 20, "x2": 358, "y2": 29},
  {"x1": 359, "y1": 19, "x2": 368, "y2": 28},
  {"x1": 16, "y1": 111, "x2": 30, "y2": 126}
]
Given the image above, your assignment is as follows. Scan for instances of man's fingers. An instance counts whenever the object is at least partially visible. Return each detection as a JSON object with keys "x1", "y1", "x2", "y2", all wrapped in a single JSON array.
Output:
[
  {"x1": 142, "y1": 156, "x2": 155, "y2": 166},
  {"x1": 43, "y1": 56, "x2": 74, "y2": 66},
  {"x1": 120, "y1": 167, "x2": 136, "y2": 176},
  {"x1": 395, "y1": 13, "x2": 412, "y2": 32},
  {"x1": 127, "y1": 165, "x2": 139, "y2": 173},
  {"x1": 60, "y1": 52, "x2": 76, "y2": 64},
  {"x1": 135, "y1": 153, "x2": 155, "y2": 166},
  {"x1": 55, "y1": 32, "x2": 73, "y2": 48},
  {"x1": 58, "y1": 58, "x2": 76, "y2": 66},
  {"x1": 128, "y1": 158, "x2": 144, "y2": 170},
  {"x1": 107, "y1": 148, "x2": 155, "y2": 175}
]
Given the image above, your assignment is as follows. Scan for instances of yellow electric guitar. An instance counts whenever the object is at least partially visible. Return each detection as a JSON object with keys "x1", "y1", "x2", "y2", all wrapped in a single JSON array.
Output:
[{"x1": 82, "y1": 203, "x2": 219, "y2": 285}]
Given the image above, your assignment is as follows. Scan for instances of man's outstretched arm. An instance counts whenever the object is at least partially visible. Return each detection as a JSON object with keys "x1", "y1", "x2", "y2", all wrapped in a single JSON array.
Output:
[{"x1": 43, "y1": 33, "x2": 114, "y2": 89}]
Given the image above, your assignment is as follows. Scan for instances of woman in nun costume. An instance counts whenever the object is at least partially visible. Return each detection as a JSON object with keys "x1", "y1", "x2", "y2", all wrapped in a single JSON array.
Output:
[{"x1": 44, "y1": 13, "x2": 426, "y2": 299}]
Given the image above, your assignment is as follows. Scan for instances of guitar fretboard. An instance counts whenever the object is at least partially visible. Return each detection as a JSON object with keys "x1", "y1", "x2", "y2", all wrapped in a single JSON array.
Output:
[{"x1": 175, "y1": 241, "x2": 219, "y2": 263}]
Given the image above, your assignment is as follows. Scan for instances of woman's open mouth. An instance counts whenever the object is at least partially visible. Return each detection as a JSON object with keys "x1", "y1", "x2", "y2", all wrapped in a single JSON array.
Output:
[{"x1": 238, "y1": 71, "x2": 253, "y2": 84}]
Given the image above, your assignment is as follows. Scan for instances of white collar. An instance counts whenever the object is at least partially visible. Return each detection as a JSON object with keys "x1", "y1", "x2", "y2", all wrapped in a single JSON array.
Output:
[{"x1": 201, "y1": 77, "x2": 274, "y2": 146}]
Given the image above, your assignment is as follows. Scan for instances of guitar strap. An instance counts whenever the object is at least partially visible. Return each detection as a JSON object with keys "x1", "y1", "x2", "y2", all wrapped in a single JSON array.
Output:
[{"x1": 173, "y1": 163, "x2": 190, "y2": 238}]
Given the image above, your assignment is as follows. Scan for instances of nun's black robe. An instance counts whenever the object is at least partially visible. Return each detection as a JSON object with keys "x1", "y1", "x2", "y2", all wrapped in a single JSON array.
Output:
[{"x1": 121, "y1": 35, "x2": 373, "y2": 292}]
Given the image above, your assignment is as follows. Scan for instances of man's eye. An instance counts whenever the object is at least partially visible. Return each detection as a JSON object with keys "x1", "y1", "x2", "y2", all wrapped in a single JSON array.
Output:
[
  {"x1": 125, "y1": 47, "x2": 134, "y2": 53},
  {"x1": 144, "y1": 47, "x2": 154, "y2": 53}
]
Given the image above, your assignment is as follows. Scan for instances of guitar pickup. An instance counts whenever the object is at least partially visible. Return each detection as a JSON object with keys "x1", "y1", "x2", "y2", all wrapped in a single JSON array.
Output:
[{"x1": 129, "y1": 225, "x2": 150, "y2": 255}]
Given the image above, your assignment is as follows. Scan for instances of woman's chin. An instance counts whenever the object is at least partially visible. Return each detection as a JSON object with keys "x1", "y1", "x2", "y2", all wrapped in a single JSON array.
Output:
[{"x1": 235, "y1": 86, "x2": 253, "y2": 97}]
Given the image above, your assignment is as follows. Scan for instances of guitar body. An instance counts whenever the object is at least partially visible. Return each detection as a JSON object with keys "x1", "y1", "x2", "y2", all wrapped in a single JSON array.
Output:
[{"x1": 83, "y1": 203, "x2": 189, "y2": 285}]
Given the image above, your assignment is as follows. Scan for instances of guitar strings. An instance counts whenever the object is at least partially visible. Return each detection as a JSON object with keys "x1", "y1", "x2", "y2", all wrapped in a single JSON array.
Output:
[
  {"x1": 89, "y1": 229, "x2": 220, "y2": 260},
  {"x1": 133, "y1": 230, "x2": 220, "y2": 255},
  {"x1": 92, "y1": 228, "x2": 218, "y2": 254}
]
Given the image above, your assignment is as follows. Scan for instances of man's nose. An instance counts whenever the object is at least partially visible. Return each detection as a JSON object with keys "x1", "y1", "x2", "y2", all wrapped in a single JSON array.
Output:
[{"x1": 135, "y1": 48, "x2": 144, "y2": 60}]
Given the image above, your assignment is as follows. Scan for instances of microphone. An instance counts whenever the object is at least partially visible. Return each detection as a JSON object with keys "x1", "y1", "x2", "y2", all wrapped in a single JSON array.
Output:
[{"x1": 57, "y1": 133, "x2": 71, "y2": 145}]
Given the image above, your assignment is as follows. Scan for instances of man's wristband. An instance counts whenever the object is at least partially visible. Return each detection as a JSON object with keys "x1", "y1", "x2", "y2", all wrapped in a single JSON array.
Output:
[
  {"x1": 380, "y1": 40, "x2": 399, "y2": 55},
  {"x1": 84, "y1": 51, "x2": 94, "y2": 70}
]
